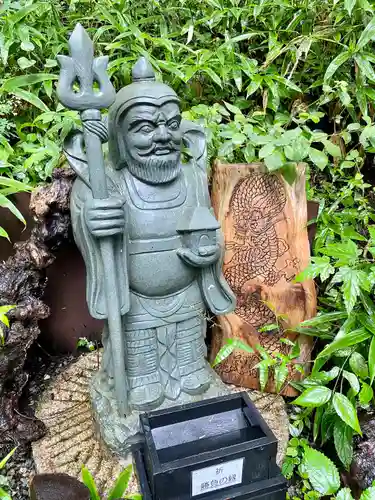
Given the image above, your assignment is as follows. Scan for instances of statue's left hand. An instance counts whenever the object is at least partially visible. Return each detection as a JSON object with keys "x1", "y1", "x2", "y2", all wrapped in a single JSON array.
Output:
[{"x1": 177, "y1": 244, "x2": 221, "y2": 268}]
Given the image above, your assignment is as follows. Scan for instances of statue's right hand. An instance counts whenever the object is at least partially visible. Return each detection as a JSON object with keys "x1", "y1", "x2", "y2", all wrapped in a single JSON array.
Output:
[{"x1": 85, "y1": 198, "x2": 125, "y2": 238}]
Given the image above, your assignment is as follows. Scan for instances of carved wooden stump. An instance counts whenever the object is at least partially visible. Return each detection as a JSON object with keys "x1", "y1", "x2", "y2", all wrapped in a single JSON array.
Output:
[{"x1": 211, "y1": 162, "x2": 316, "y2": 396}]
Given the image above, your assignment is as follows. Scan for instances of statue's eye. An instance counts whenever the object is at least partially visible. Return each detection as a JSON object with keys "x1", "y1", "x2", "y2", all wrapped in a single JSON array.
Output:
[
  {"x1": 139, "y1": 124, "x2": 154, "y2": 133},
  {"x1": 168, "y1": 120, "x2": 179, "y2": 131}
]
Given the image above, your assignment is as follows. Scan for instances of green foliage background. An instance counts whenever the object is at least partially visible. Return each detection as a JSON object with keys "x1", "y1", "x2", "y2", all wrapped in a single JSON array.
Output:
[{"x1": 2, "y1": 0, "x2": 375, "y2": 497}]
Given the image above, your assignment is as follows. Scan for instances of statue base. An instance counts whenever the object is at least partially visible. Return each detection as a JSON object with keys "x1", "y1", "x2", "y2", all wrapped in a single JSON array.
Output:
[
  {"x1": 90, "y1": 363, "x2": 231, "y2": 459},
  {"x1": 32, "y1": 352, "x2": 288, "y2": 497}
]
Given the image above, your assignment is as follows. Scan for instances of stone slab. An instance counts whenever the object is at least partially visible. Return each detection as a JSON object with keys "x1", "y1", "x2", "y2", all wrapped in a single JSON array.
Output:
[{"x1": 32, "y1": 352, "x2": 289, "y2": 496}]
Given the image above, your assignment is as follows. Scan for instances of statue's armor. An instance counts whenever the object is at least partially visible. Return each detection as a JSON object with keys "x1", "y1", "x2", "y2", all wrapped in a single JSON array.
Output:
[{"x1": 71, "y1": 162, "x2": 218, "y2": 408}]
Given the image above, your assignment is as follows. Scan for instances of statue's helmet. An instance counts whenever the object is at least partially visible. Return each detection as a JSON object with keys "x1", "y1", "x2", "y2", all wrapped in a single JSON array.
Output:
[{"x1": 108, "y1": 57, "x2": 180, "y2": 169}]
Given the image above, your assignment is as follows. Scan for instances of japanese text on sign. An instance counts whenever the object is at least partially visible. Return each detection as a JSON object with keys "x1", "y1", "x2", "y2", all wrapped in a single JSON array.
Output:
[{"x1": 191, "y1": 458, "x2": 244, "y2": 496}]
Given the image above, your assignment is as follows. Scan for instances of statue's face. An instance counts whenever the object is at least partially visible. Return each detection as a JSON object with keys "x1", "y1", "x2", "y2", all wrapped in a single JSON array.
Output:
[{"x1": 121, "y1": 101, "x2": 182, "y2": 184}]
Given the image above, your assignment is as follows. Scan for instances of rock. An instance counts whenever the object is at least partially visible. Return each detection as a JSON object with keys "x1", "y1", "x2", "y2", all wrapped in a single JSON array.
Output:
[
  {"x1": 32, "y1": 352, "x2": 289, "y2": 496},
  {"x1": 30, "y1": 473, "x2": 90, "y2": 500},
  {"x1": 352, "y1": 411, "x2": 375, "y2": 490}
]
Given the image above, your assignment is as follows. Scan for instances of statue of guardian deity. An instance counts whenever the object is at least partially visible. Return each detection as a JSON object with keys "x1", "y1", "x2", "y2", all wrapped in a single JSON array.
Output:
[{"x1": 60, "y1": 32, "x2": 235, "y2": 454}]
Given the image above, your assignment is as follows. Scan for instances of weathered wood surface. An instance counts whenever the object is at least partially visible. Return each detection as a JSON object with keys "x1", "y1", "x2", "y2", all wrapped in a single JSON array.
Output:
[{"x1": 210, "y1": 162, "x2": 316, "y2": 396}]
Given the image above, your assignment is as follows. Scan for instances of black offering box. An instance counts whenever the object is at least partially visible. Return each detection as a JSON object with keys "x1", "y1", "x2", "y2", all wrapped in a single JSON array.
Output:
[{"x1": 133, "y1": 392, "x2": 287, "y2": 499}]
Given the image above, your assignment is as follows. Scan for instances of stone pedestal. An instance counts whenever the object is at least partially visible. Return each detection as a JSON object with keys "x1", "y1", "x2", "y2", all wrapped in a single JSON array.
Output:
[{"x1": 32, "y1": 352, "x2": 289, "y2": 496}]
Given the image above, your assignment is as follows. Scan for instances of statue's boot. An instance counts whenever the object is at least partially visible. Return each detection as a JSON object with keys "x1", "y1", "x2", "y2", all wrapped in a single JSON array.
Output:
[
  {"x1": 127, "y1": 328, "x2": 164, "y2": 411},
  {"x1": 177, "y1": 317, "x2": 211, "y2": 395}
]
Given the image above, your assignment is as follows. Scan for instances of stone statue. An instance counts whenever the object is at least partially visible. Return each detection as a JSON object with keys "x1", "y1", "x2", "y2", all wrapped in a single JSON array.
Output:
[{"x1": 57, "y1": 24, "x2": 235, "y2": 455}]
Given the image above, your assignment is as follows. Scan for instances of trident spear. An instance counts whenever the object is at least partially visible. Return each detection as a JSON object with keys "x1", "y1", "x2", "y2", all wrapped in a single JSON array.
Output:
[{"x1": 56, "y1": 24, "x2": 129, "y2": 415}]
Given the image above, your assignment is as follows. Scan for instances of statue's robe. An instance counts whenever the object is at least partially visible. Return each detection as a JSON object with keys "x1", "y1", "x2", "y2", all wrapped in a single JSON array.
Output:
[{"x1": 65, "y1": 124, "x2": 235, "y2": 400}]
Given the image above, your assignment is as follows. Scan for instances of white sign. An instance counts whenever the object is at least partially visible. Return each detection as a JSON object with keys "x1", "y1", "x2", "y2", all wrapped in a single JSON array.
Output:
[{"x1": 191, "y1": 458, "x2": 244, "y2": 496}]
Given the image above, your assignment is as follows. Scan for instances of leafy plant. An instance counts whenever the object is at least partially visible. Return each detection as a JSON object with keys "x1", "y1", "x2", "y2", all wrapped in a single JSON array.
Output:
[
  {"x1": 0, "y1": 448, "x2": 16, "y2": 500},
  {"x1": 81, "y1": 464, "x2": 140, "y2": 500},
  {"x1": 0, "y1": 305, "x2": 15, "y2": 344}
]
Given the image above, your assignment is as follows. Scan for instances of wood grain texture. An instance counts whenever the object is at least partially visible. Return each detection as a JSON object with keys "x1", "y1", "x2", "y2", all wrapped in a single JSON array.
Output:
[{"x1": 210, "y1": 161, "x2": 316, "y2": 396}]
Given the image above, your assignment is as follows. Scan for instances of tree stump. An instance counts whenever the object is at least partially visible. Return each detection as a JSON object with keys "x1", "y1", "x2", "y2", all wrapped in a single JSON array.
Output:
[{"x1": 210, "y1": 162, "x2": 316, "y2": 396}]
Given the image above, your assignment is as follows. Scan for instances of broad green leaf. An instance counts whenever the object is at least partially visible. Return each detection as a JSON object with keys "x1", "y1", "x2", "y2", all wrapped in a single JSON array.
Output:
[
  {"x1": 264, "y1": 151, "x2": 285, "y2": 171},
  {"x1": 359, "y1": 382, "x2": 373, "y2": 405},
  {"x1": 333, "y1": 393, "x2": 361, "y2": 434},
  {"x1": 217, "y1": 140, "x2": 233, "y2": 158},
  {"x1": 1, "y1": 73, "x2": 58, "y2": 92},
  {"x1": 354, "y1": 54, "x2": 375, "y2": 81},
  {"x1": 302, "y1": 446, "x2": 340, "y2": 495},
  {"x1": 349, "y1": 352, "x2": 369, "y2": 379},
  {"x1": 360, "y1": 486, "x2": 375, "y2": 499},
  {"x1": 203, "y1": 67, "x2": 221, "y2": 86},
  {"x1": 324, "y1": 51, "x2": 351, "y2": 81},
  {"x1": 17, "y1": 56, "x2": 36, "y2": 69},
  {"x1": 334, "y1": 267, "x2": 370, "y2": 313},
  {"x1": 317, "y1": 329, "x2": 371, "y2": 359},
  {"x1": 284, "y1": 136, "x2": 310, "y2": 161},
  {"x1": 369, "y1": 336, "x2": 375, "y2": 384},
  {"x1": 81, "y1": 466, "x2": 100, "y2": 500},
  {"x1": 259, "y1": 142, "x2": 275, "y2": 158},
  {"x1": 357, "y1": 15, "x2": 375, "y2": 51},
  {"x1": 295, "y1": 256, "x2": 334, "y2": 282},
  {"x1": 293, "y1": 386, "x2": 332, "y2": 407},
  {"x1": 336, "y1": 488, "x2": 354, "y2": 500},
  {"x1": 345, "y1": 0, "x2": 356, "y2": 15},
  {"x1": 334, "y1": 420, "x2": 353, "y2": 470},
  {"x1": 323, "y1": 140, "x2": 342, "y2": 158},
  {"x1": 212, "y1": 344, "x2": 235, "y2": 367},
  {"x1": 320, "y1": 240, "x2": 360, "y2": 266},
  {"x1": 342, "y1": 371, "x2": 360, "y2": 394},
  {"x1": 108, "y1": 465, "x2": 132, "y2": 500},
  {"x1": 274, "y1": 363, "x2": 288, "y2": 392},
  {"x1": 308, "y1": 147, "x2": 328, "y2": 170},
  {"x1": 280, "y1": 163, "x2": 297, "y2": 185},
  {"x1": 258, "y1": 361, "x2": 269, "y2": 392},
  {"x1": 11, "y1": 89, "x2": 50, "y2": 113}
]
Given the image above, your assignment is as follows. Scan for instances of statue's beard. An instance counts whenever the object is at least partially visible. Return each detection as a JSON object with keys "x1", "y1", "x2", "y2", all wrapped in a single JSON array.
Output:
[{"x1": 124, "y1": 151, "x2": 181, "y2": 184}]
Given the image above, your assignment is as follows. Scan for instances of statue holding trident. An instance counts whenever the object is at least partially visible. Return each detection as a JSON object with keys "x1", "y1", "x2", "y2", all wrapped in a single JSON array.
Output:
[{"x1": 57, "y1": 24, "x2": 235, "y2": 455}]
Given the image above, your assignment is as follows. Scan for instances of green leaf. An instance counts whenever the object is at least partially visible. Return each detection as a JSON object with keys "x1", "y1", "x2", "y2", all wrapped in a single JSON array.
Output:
[
  {"x1": 349, "y1": 352, "x2": 369, "y2": 379},
  {"x1": 17, "y1": 56, "x2": 36, "y2": 69},
  {"x1": 212, "y1": 338, "x2": 253, "y2": 367},
  {"x1": 334, "y1": 420, "x2": 353, "y2": 470},
  {"x1": 359, "y1": 382, "x2": 373, "y2": 405},
  {"x1": 302, "y1": 446, "x2": 340, "y2": 495},
  {"x1": 108, "y1": 465, "x2": 132, "y2": 500},
  {"x1": 264, "y1": 151, "x2": 285, "y2": 171},
  {"x1": 354, "y1": 54, "x2": 375, "y2": 82},
  {"x1": 11, "y1": 89, "x2": 50, "y2": 113},
  {"x1": 369, "y1": 336, "x2": 375, "y2": 384},
  {"x1": 258, "y1": 361, "x2": 269, "y2": 392},
  {"x1": 0, "y1": 448, "x2": 16, "y2": 469},
  {"x1": 0, "y1": 194, "x2": 25, "y2": 224},
  {"x1": 308, "y1": 147, "x2": 328, "y2": 170},
  {"x1": 324, "y1": 51, "x2": 351, "y2": 81},
  {"x1": 342, "y1": 370, "x2": 360, "y2": 394},
  {"x1": 293, "y1": 386, "x2": 332, "y2": 407},
  {"x1": 217, "y1": 140, "x2": 233, "y2": 158},
  {"x1": 81, "y1": 467, "x2": 100, "y2": 500},
  {"x1": 314, "y1": 406, "x2": 324, "y2": 441},
  {"x1": 334, "y1": 267, "x2": 370, "y2": 314},
  {"x1": 280, "y1": 163, "x2": 298, "y2": 185},
  {"x1": 323, "y1": 140, "x2": 342, "y2": 158},
  {"x1": 332, "y1": 393, "x2": 361, "y2": 434},
  {"x1": 360, "y1": 486, "x2": 375, "y2": 499},
  {"x1": 317, "y1": 328, "x2": 371, "y2": 359},
  {"x1": 0, "y1": 228, "x2": 10, "y2": 241},
  {"x1": 345, "y1": 0, "x2": 356, "y2": 15},
  {"x1": 284, "y1": 137, "x2": 310, "y2": 161},
  {"x1": 336, "y1": 488, "x2": 355, "y2": 500},
  {"x1": 259, "y1": 142, "x2": 275, "y2": 158},
  {"x1": 274, "y1": 363, "x2": 289, "y2": 392},
  {"x1": 320, "y1": 240, "x2": 360, "y2": 266},
  {"x1": 0, "y1": 487, "x2": 12, "y2": 500},
  {"x1": 1, "y1": 73, "x2": 58, "y2": 92},
  {"x1": 295, "y1": 256, "x2": 334, "y2": 282},
  {"x1": 357, "y1": 16, "x2": 375, "y2": 51}
]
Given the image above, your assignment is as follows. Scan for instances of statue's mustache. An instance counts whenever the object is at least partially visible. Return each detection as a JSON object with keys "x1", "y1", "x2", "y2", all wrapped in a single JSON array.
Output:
[{"x1": 137, "y1": 143, "x2": 180, "y2": 157}]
